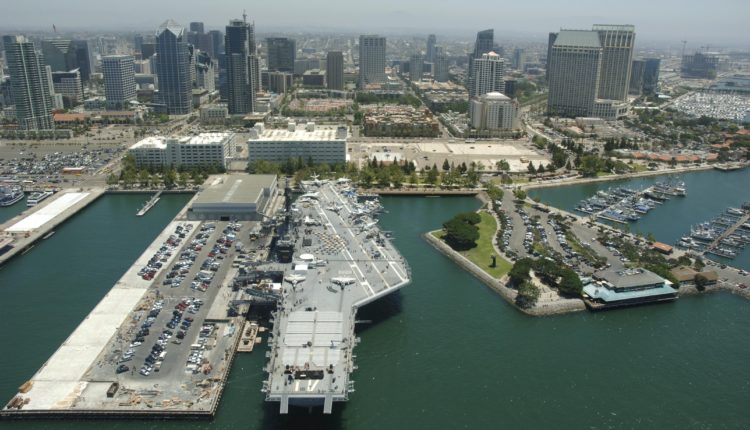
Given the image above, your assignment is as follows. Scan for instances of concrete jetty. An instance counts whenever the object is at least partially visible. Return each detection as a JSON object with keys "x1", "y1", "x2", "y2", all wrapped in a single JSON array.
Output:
[{"x1": 0, "y1": 188, "x2": 106, "y2": 266}]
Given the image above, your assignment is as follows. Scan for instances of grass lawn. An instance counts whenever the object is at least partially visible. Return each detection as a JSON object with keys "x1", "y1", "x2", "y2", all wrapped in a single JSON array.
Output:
[{"x1": 462, "y1": 211, "x2": 512, "y2": 278}]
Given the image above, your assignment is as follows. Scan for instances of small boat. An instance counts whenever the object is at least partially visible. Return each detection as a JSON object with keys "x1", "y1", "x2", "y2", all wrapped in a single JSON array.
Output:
[{"x1": 26, "y1": 190, "x2": 53, "y2": 206}]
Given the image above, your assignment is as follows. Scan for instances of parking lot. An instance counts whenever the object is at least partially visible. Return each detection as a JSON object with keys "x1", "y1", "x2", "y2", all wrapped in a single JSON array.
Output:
[{"x1": 86, "y1": 219, "x2": 258, "y2": 389}]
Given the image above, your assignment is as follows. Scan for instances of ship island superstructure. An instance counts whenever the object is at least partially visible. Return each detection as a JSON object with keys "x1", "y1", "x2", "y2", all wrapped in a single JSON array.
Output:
[{"x1": 236, "y1": 179, "x2": 411, "y2": 414}]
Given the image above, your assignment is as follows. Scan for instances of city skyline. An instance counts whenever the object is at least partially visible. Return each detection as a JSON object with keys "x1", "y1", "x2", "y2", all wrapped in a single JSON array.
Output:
[{"x1": 0, "y1": 0, "x2": 747, "y2": 46}]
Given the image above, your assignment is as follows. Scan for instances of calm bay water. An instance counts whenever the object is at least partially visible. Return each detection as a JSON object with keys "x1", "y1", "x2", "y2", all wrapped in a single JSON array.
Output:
[
  {"x1": 0, "y1": 192, "x2": 748, "y2": 429},
  {"x1": 529, "y1": 168, "x2": 750, "y2": 270},
  {"x1": 0, "y1": 194, "x2": 28, "y2": 224}
]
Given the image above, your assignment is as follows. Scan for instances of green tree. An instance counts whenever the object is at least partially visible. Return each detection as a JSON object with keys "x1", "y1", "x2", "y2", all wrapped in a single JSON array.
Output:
[
  {"x1": 442, "y1": 159, "x2": 451, "y2": 171},
  {"x1": 138, "y1": 169, "x2": 150, "y2": 188},
  {"x1": 163, "y1": 168, "x2": 177, "y2": 188},
  {"x1": 426, "y1": 166, "x2": 439, "y2": 185},
  {"x1": 516, "y1": 281, "x2": 540, "y2": 308},
  {"x1": 513, "y1": 189, "x2": 527, "y2": 201},
  {"x1": 527, "y1": 162, "x2": 536, "y2": 174},
  {"x1": 442, "y1": 213, "x2": 480, "y2": 251},
  {"x1": 496, "y1": 159, "x2": 510, "y2": 172},
  {"x1": 106, "y1": 173, "x2": 118, "y2": 187},
  {"x1": 509, "y1": 258, "x2": 534, "y2": 285},
  {"x1": 557, "y1": 269, "x2": 583, "y2": 296},
  {"x1": 178, "y1": 171, "x2": 189, "y2": 188}
]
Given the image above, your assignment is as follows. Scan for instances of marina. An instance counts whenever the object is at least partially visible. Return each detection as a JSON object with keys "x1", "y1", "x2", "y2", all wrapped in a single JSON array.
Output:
[
  {"x1": 677, "y1": 202, "x2": 750, "y2": 259},
  {"x1": 26, "y1": 190, "x2": 53, "y2": 207},
  {"x1": 574, "y1": 179, "x2": 686, "y2": 224},
  {"x1": 0, "y1": 186, "x2": 24, "y2": 207}
]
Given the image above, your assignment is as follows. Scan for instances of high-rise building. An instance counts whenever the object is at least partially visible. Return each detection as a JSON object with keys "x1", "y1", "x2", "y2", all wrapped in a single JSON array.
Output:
[
  {"x1": 547, "y1": 30, "x2": 602, "y2": 118},
  {"x1": 643, "y1": 58, "x2": 660, "y2": 95},
  {"x1": 224, "y1": 19, "x2": 256, "y2": 114},
  {"x1": 102, "y1": 55, "x2": 136, "y2": 109},
  {"x1": 593, "y1": 24, "x2": 635, "y2": 101},
  {"x1": 426, "y1": 34, "x2": 437, "y2": 62},
  {"x1": 470, "y1": 92, "x2": 517, "y2": 131},
  {"x1": 468, "y1": 29, "x2": 494, "y2": 94},
  {"x1": 681, "y1": 52, "x2": 718, "y2": 79},
  {"x1": 189, "y1": 22, "x2": 205, "y2": 34},
  {"x1": 358, "y1": 35, "x2": 386, "y2": 88},
  {"x1": 512, "y1": 48, "x2": 526, "y2": 71},
  {"x1": 410, "y1": 54, "x2": 423, "y2": 82},
  {"x1": 72, "y1": 40, "x2": 92, "y2": 81},
  {"x1": 469, "y1": 51, "x2": 504, "y2": 98},
  {"x1": 266, "y1": 37, "x2": 295, "y2": 73},
  {"x1": 547, "y1": 25, "x2": 634, "y2": 119},
  {"x1": 51, "y1": 69, "x2": 82, "y2": 108},
  {"x1": 40, "y1": 39, "x2": 92, "y2": 81},
  {"x1": 433, "y1": 46, "x2": 449, "y2": 82},
  {"x1": 473, "y1": 29, "x2": 494, "y2": 58},
  {"x1": 207, "y1": 30, "x2": 224, "y2": 59},
  {"x1": 155, "y1": 20, "x2": 192, "y2": 115},
  {"x1": 629, "y1": 59, "x2": 645, "y2": 96},
  {"x1": 141, "y1": 42, "x2": 156, "y2": 59},
  {"x1": 326, "y1": 51, "x2": 344, "y2": 90},
  {"x1": 3, "y1": 35, "x2": 54, "y2": 130}
]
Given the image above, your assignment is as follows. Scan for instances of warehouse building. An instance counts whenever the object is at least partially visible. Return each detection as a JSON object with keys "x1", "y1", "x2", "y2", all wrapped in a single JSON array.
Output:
[
  {"x1": 247, "y1": 122, "x2": 347, "y2": 164},
  {"x1": 188, "y1": 174, "x2": 277, "y2": 221}
]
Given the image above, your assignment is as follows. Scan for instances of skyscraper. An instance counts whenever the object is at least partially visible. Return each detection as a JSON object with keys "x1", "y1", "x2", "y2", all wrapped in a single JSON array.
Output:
[
  {"x1": 155, "y1": 20, "x2": 192, "y2": 115},
  {"x1": 547, "y1": 30, "x2": 602, "y2": 117},
  {"x1": 207, "y1": 30, "x2": 224, "y2": 59},
  {"x1": 3, "y1": 35, "x2": 54, "y2": 130},
  {"x1": 410, "y1": 54, "x2": 423, "y2": 82},
  {"x1": 473, "y1": 29, "x2": 494, "y2": 58},
  {"x1": 266, "y1": 37, "x2": 295, "y2": 73},
  {"x1": 642, "y1": 58, "x2": 660, "y2": 95},
  {"x1": 426, "y1": 34, "x2": 437, "y2": 62},
  {"x1": 224, "y1": 19, "x2": 256, "y2": 114},
  {"x1": 102, "y1": 55, "x2": 136, "y2": 109},
  {"x1": 512, "y1": 48, "x2": 526, "y2": 71},
  {"x1": 469, "y1": 52, "x2": 505, "y2": 98},
  {"x1": 41, "y1": 39, "x2": 76, "y2": 72},
  {"x1": 468, "y1": 29, "x2": 494, "y2": 95},
  {"x1": 547, "y1": 25, "x2": 634, "y2": 119},
  {"x1": 629, "y1": 59, "x2": 645, "y2": 96},
  {"x1": 189, "y1": 22, "x2": 205, "y2": 34},
  {"x1": 433, "y1": 46, "x2": 449, "y2": 82},
  {"x1": 546, "y1": 32, "x2": 558, "y2": 80},
  {"x1": 358, "y1": 35, "x2": 386, "y2": 88},
  {"x1": 593, "y1": 24, "x2": 635, "y2": 101},
  {"x1": 72, "y1": 40, "x2": 92, "y2": 81},
  {"x1": 326, "y1": 51, "x2": 344, "y2": 90}
]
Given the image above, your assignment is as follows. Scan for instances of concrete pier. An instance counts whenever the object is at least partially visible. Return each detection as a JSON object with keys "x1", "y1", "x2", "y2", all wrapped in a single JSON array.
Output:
[{"x1": 0, "y1": 188, "x2": 106, "y2": 266}]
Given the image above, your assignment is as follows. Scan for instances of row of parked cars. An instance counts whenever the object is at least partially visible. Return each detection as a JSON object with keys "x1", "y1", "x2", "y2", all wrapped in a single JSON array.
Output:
[
  {"x1": 185, "y1": 323, "x2": 216, "y2": 374},
  {"x1": 116, "y1": 299, "x2": 167, "y2": 375},
  {"x1": 139, "y1": 224, "x2": 193, "y2": 281}
]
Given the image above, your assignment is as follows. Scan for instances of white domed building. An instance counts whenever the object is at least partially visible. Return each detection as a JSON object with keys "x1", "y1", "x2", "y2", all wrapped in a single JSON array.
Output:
[{"x1": 469, "y1": 91, "x2": 518, "y2": 131}]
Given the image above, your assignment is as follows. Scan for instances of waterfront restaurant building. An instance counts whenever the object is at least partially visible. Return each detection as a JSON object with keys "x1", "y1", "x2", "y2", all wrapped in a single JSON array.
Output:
[{"x1": 582, "y1": 268, "x2": 677, "y2": 309}]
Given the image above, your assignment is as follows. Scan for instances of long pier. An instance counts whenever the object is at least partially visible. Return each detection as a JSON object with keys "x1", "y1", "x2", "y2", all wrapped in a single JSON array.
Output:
[
  {"x1": 0, "y1": 188, "x2": 106, "y2": 267},
  {"x1": 2, "y1": 175, "x2": 285, "y2": 419},
  {"x1": 703, "y1": 211, "x2": 750, "y2": 258}
]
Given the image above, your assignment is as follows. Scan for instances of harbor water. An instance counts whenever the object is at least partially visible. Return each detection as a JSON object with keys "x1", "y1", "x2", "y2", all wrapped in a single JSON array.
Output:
[
  {"x1": 0, "y1": 193, "x2": 748, "y2": 429},
  {"x1": 0, "y1": 194, "x2": 28, "y2": 224},
  {"x1": 529, "y1": 168, "x2": 750, "y2": 270}
]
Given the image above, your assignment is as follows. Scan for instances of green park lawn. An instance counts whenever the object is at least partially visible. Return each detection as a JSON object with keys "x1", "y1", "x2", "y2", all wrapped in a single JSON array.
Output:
[{"x1": 463, "y1": 211, "x2": 512, "y2": 278}]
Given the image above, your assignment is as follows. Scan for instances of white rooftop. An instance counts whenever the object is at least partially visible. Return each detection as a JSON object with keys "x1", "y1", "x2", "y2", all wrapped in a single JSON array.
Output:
[
  {"x1": 130, "y1": 133, "x2": 232, "y2": 150},
  {"x1": 6, "y1": 192, "x2": 90, "y2": 233},
  {"x1": 249, "y1": 128, "x2": 344, "y2": 142}
]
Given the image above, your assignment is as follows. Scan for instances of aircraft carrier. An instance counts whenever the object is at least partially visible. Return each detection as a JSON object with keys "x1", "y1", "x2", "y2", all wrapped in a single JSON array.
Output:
[{"x1": 235, "y1": 179, "x2": 411, "y2": 414}]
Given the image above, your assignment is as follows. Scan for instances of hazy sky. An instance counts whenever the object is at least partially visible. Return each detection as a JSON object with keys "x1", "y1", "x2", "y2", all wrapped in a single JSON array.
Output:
[{"x1": 2, "y1": 0, "x2": 748, "y2": 46}]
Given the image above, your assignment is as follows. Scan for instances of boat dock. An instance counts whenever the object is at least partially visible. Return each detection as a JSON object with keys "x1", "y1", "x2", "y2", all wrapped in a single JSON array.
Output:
[
  {"x1": 137, "y1": 191, "x2": 162, "y2": 217},
  {"x1": 0, "y1": 188, "x2": 106, "y2": 267},
  {"x1": 703, "y1": 206, "x2": 750, "y2": 259},
  {"x1": 574, "y1": 180, "x2": 686, "y2": 225},
  {"x1": 1, "y1": 174, "x2": 285, "y2": 419}
]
